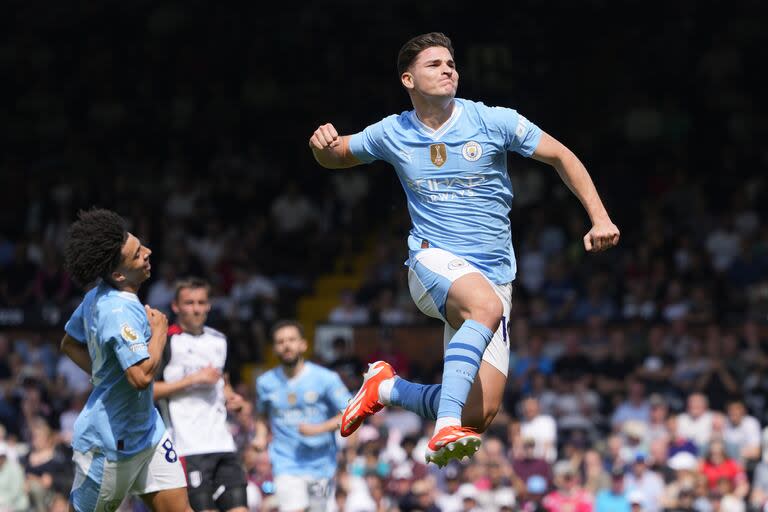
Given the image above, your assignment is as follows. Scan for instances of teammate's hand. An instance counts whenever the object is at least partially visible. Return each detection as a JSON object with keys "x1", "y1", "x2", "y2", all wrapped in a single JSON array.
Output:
[
  {"x1": 583, "y1": 220, "x2": 620, "y2": 252},
  {"x1": 193, "y1": 366, "x2": 221, "y2": 385},
  {"x1": 145, "y1": 305, "x2": 168, "y2": 337},
  {"x1": 309, "y1": 123, "x2": 341, "y2": 151}
]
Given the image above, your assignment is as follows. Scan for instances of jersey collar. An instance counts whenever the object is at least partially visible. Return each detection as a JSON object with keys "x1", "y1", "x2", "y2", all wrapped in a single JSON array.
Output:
[{"x1": 410, "y1": 101, "x2": 464, "y2": 141}]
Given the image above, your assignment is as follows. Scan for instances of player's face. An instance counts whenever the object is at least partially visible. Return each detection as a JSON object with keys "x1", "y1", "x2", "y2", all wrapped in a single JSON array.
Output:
[
  {"x1": 113, "y1": 233, "x2": 152, "y2": 286},
  {"x1": 172, "y1": 287, "x2": 211, "y2": 332},
  {"x1": 403, "y1": 46, "x2": 458, "y2": 100},
  {"x1": 272, "y1": 325, "x2": 307, "y2": 367}
]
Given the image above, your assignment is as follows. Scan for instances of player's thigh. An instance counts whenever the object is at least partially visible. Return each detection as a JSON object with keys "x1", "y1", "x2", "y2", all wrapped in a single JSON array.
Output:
[
  {"x1": 407, "y1": 248, "x2": 479, "y2": 321},
  {"x1": 274, "y1": 474, "x2": 310, "y2": 512},
  {"x1": 444, "y1": 273, "x2": 503, "y2": 330},
  {"x1": 69, "y1": 449, "x2": 137, "y2": 512},
  {"x1": 133, "y1": 433, "x2": 189, "y2": 509},
  {"x1": 211, "y1": 452, "x2": 248, "y2": 512},
  {"x1": 182, "y1": 454, "x2": 217, "y2": 511}
]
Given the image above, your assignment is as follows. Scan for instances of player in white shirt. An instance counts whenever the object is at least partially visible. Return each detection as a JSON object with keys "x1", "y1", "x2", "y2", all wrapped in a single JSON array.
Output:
[{"x1": 154, "y1": 278, "x2": 248, "y2": 512}]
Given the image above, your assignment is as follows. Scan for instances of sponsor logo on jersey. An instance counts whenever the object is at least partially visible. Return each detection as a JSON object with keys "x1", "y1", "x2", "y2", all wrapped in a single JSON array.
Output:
[
  {"x1": 120, "y1": 324, "x2": 139, "y2": 342},
  {"x1": 304, "y1": 391, "x2": 318, "y2": 404},
  {"x1": 128, "y1": 343, "x2": 145, "y2": 353},
  {"x1": 461, "y1": 141, "x2": 482, "y2": 161},
  {"x1": 430, "y1": 143, "x2": 447, "y2": 167}
]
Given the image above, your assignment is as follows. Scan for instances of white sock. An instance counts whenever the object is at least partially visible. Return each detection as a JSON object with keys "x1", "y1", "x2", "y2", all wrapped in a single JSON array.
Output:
[
  {"x1": 378, "y1": 377, "x2": 395, "y2": 405},
  {"x1": 434, "y1": 416, "x2": 461, "y2": 434}
]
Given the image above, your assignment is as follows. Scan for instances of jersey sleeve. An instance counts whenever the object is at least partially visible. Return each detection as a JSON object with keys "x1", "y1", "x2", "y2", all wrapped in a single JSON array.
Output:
[
  {"x1": 348, "y1": 118, "x2": 391, "y2": 163},
  {"x1": 101, "y1": 300, "x2": 151, "y2": 371},
  {"x1": 323, "y1": 370, "x2": 352, "y2": 413},
  {"x1": 64, "y1": 302, "x2": 87, "y2": 343},
  {"x1": 484, "y1": 104, "x2": 542, "y2": 157}
]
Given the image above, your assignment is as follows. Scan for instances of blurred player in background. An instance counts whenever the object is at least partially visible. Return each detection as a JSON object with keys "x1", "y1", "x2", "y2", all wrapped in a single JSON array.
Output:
[
  {"x1": 59, "y1": 208, "x2": 191, "y2": 511},
  {"x1": 309, "y1": 31, "x2": 620, "y2": 467},
  {"x1": 253, "y1": 320, "x2": 351, "y2": 512},
  {"x1": 153, "y1": 277, "x2": 248, "y2": 512}
]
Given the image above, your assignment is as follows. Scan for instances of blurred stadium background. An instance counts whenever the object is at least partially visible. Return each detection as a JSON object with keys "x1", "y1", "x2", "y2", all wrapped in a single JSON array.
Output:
[{"x1": 1, "y1": 1, "x2": 767, "y2": 511}]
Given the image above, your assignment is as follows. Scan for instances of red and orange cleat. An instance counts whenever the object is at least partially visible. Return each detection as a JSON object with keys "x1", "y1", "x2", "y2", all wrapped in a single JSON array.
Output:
[
  {"x1": 339, "y1": 361, "x2": 396, "y2": 437},
  {"x1": 425, "y1": 426, "x2": 482, "y2": 467}
]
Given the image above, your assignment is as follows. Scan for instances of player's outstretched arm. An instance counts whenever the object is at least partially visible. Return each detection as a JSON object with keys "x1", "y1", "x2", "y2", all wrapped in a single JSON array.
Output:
[
  {"x1": 532, "y1": 131, "x2": 620, "y2": 252},
  {"x1": 309, "y1": 123, "x2": 363, "y2": 169},
  {"x1": 60, "y1": 334, "x2": 92, "y2": 374},
  {"x1": 298, "y1": 413, "x2": 343, "y2": 437}
]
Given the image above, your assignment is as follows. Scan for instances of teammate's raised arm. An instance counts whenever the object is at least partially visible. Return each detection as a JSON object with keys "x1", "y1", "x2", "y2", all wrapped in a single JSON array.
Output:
[{"x1": 308, "y1": 123, "x2": 362, "y2": 169}]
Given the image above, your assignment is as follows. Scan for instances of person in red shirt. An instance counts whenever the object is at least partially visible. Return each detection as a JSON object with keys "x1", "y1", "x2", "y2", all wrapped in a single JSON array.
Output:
[
  {"x1": 699, "y1": 439, "x2": 749, "y2": 497},
  {"x1": 542, "y1": 461, "x2": 593, "y2": 512}
]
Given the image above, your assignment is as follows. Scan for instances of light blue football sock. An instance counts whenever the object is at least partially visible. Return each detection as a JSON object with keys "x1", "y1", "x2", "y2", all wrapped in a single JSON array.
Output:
[
  {"x1": 390, "y1": 378, "x2": 441, "y2": 420},
  {"x1": 437, "y1": 319, "x2": 494, "y2": 420}
]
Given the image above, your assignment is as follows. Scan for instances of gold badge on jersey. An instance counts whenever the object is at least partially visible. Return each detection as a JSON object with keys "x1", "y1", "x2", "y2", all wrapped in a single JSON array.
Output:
[
  {"x1": 287, "y1": 392, "x2": 297, "y2": 405},
  {"x1": 120, "y1": 323, "x2": 138, "y2": 342},
  {"x1": 430, "y1": 143, "x2": 447, "y2": 167}
]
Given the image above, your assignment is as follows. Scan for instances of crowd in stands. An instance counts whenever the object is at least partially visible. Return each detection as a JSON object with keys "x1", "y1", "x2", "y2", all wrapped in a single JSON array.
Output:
[{"x1": 2, "y1": 1, "x2": 767, "y2": 510}]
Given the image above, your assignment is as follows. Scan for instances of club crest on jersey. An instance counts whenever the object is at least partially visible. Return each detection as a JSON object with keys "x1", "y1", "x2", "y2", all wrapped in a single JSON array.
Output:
[
  {"x1": 304, "y1": 391, "x2": 318, "y2": 404},
  {"x1": 462, "y1": 141, "x2": 483, "y2": 161},
  {"x1": 189, "y1": 471, "x2": 202, "y2": 488},
  {"x1": 287, "y1": 392, "x2": 297, "y2": 405},
  {"x1": 430, "y1": 143, "x2": 447, "y2": 167},
  {"x1": 120, "y1": 324, "x2": 138, "y2": 342}
]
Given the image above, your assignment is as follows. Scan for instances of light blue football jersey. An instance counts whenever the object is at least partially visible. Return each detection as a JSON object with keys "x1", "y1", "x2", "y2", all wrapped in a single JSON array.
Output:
[
  {"x1": 349, "y1": 98, "x2": 542, "y2": 284},
  {"x1": 64, "y1": 281, "x2": 165, "y2": 461},
  {"x1": 256, "y1": 362, "x2": 351, "y2": 479}
]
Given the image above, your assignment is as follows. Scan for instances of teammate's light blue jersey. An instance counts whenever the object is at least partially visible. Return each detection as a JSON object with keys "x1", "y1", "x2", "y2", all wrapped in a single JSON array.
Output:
[
  {"x1": 256, "y1": 362, "x2": 351, "y2": 479},
  {"x1": 349, "y1": 98, "x2": 542, "y2": 284},
  {"x1": 64, "y1": 282, "x2": 165, "y2": 461}
]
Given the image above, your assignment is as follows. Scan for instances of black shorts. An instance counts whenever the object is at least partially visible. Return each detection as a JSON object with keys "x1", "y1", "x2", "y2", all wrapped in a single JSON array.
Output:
[{"x1": 182, "y1": 451, "x2": 247, "y2": 511}]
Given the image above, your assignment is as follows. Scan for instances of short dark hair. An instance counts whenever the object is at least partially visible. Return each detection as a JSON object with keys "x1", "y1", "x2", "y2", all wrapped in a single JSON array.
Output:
[
  {"x1": 64, "y1": 208, "x2": 128, "y2": 288},
  {"x1": 174, "y1": 277, "x2": 211, "y2": 301},
  {"x1": 270, "y1": 319, "x2": 305, "y2": 340},
  {"x1": 397, "y1": 32, "x2": 454, "y2": 76}
]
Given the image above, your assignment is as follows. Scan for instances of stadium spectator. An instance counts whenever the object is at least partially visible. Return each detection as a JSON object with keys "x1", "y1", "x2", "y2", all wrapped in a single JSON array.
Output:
[
  {"x1": 21, "y1": 417, "x2": 71, "y2": 511},
  {"x1": 623, "y1": 453, "x2": 665, "y2": 512},
  {"x1": 594, "y1": 467, "x2": 631, "y2": 512},
  {"x1": 0, "y1": 440, "x2": 29, "y2": 511},
  {"x1": 677, "y1": 393, "x2": 715, "y2": 452},
  {"x1": 254, "y1": 320, "x2": 351, "y2": 512},
  {"x1": 512, "y1": 437, "x2": 553, "y2": 491},
  {"x1": 153, "y1": 277, "x2": 249, "y2": 512},
  {"x1": 611, "y1": 379, "x2": 652, "y2": 432},
  {"x1": 724, "y1": 399, "x2": 761, "y2": 466},
  {"x1": 542, "y1": 461, "x2": 593, "y2": 512},
  {"x1": 328, "y1": 289, "x2": 370, "y2": 325},
  {"x1": 520, "y1": 396, "x2": 558, "y2": 463},
  {"x1": 699, "y1": 440, "x2": 749, "y2": 497},
  {"x1": 513, "y1": 334, "x2": 554, "y2": 395}
]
